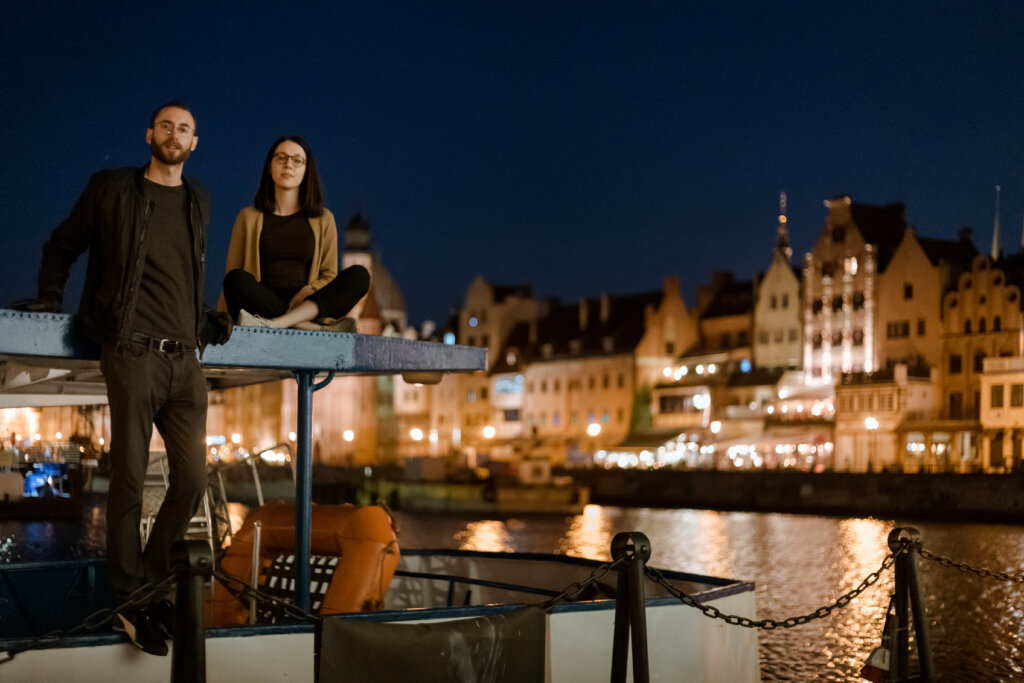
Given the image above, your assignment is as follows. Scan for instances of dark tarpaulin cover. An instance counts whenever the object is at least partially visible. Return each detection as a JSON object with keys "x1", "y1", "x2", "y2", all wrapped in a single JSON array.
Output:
[{"x1": 318, "y1": 605, "x2": 546, "y2": 682}]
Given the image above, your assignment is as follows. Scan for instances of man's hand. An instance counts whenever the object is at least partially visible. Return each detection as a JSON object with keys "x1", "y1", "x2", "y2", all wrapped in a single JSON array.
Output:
[
  {"x1": 287, "y1": 285, "x2": 315, "y2": 311},
  {"x1": 201, "y1": 310, "x2": 234, "y2": 346},
  {"x1": 12, "y1": 296, "x2": 61, "y2": 313}
]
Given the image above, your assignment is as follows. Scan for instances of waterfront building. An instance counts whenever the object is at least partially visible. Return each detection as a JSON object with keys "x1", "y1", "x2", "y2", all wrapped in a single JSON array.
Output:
[
  {"x1": 876, "y1": 227, "x2": 975, "y2": 370},
  {"x1": 833, "y1": 364, "x2": 939, "y2": 472},
  {"x1": 978, "y1": 356, "x2": 1024, "y2": 471},
  {"x1": 491, "y1": 277, "x2": 697, "y2": 465},
  {"x1": 802, "y1": 197, "x2": 906, "y2": 381},
  {"x1": 753, "y1": 193, "x2": 802, "y2": 372}
]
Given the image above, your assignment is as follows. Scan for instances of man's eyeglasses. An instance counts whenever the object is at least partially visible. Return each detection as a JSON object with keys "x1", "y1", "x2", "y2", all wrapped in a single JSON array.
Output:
[
  {"x1": 154, "y1": 122, "x2": 194, "y2": 137},
  {"x1": 272, "y1": 153, "x2": 306, "y2": 168}
]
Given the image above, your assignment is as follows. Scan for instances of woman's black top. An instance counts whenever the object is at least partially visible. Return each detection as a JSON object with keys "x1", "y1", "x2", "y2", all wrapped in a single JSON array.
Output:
[{"x1": 259, "y1": 212, "x2": 315, "y2": 299}]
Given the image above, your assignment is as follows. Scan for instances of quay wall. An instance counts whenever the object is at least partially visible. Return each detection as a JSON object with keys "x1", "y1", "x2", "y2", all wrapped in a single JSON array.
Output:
[{"x1": 560, "y1": 469, "x2": 1024, "y2": 523}]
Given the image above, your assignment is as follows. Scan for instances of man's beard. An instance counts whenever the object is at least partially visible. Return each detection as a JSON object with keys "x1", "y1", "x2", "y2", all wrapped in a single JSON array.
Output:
[{"x1": 150, "y1": 138, "x2": 192, "y2": 165}]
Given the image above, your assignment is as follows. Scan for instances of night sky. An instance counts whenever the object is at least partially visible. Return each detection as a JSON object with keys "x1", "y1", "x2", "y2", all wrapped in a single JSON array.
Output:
[{"x1": 2, "y1": 2, "x2": 1022, "y2": 327}]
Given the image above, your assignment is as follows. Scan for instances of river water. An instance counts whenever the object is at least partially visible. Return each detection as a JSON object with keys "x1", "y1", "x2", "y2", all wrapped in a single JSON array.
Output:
[{"x1": 3, "y1": 496, "x2": 1023, "y2": 681}]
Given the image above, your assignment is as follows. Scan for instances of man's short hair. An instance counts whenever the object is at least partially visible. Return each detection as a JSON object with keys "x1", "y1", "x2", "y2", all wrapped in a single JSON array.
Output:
[{"x1": 149, "y1": 100, "x2": 196, "y2": 131}]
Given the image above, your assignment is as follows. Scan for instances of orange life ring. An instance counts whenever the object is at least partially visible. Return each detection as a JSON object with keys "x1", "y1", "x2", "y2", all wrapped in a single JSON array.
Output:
[{"x1": 209, "y1": 500, "x2": 400, "y2": 626}]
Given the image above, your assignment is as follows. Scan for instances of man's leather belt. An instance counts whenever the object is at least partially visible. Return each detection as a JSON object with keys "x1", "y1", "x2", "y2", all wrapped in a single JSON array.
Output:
[{"x1": 127, "y1": 331, "x2": 195, "y2": 353}]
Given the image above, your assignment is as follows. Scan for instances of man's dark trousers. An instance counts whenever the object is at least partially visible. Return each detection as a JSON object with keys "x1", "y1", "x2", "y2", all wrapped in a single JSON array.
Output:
[{"x1": 101, "y1": 340, "x2": 208, "y2": 603}]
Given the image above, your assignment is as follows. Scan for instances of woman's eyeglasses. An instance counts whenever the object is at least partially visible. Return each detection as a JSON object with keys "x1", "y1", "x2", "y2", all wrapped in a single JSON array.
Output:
[{"x1": 272, "y1": 153, "x2": 306, "y2": 168}]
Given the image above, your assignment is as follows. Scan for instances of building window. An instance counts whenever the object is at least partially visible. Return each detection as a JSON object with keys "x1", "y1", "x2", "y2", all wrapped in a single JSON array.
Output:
[
  {"x1": 770, "y1": 295, "x2": 778, "y2": 309},
  {"x1": 1012, "y1": 384, "x2": 1024, "y2": 408},
  {"x1": 603, "y1": 374, "x2": 609, "y2": 389},
  {"x1": 853, "y1": 329, "x2": 864, "y2": 346},
  {"x1": 904, "y1": 283, "x2": 914, "y2": 300},
  {"x1": 480, "y1": 387, "x2": 488, "y2": 400},
  {"x1": 992, "y1": 384, "x2": 1005, "y2": 408},
  {"x1": 979, "y1": 318, "x2": 986, "y2": 333},
  {"x1": 552, "y1": 411, "x2": 560, "y2": 425},
  {"x1": 774, "y1": 329, "x2": 784, "y2": 342},
  {"x1": 738, "y1": 330, "x2": 748, "y2": 345},
  {"x1": 949, "y1": 392, "x2": 963, "y2": 419},
  {"x1": 570, "y1": 411, "x2": 578, "y2": 424},
  {"x1": 467, "y1": 390, "x2": 476, "y2": 402},
  {"x1": 995, "y1": 316, "x2": 1002, "y2": 332},
  {"x1": 721, "y1": 332, "x2": 732, "y2": 348},
  {"x1": 782, "y1": 293, "x2": 789, "y2": 308},
  {"x1": 832, "y1": 226, "x2": 846, "y2": 243},
  {"x1": 881, "y1": 392, "x2": 894, "y2": 410},
  {"x1": 789, "y1": 328, "x2": 798, "y2": 342},
  {"x1": 541, "y1": 380, "x2": 547, "y2": 393},
  {"x1": 974, "y1": 352, "x2": 986, "y2": 373},
  {"x1": 812, "y1": 300, "x2": 823, "y2": 315},
  {"x1": 886, "y1": 321, "x2": 910, "y2": 338},
  {"x1": 853, "y1": 292, "x2": 865, "y2": 310},
  {"x1": 832, "y1": 330, "x2": 843, "y2": 346},
  {"x1": 948, "y1": 355, "x2": 962, "y2": 374},
  {"x1": 813, "y1": 333, "x2": 823, "y2": 350},
  {"x1": 917, "y1": 319, "x2": 925, "y2": 336},
  {"x1": 964, "y1": 320, "x2": 971, "y2": 334},
  {"x1": 554, "y1": 379, "x2": 560, "y2": 392},
  {"x1": 832, "y1": 296, "x2": 844, "y2": 312},
  {"x1": 503, "y1": 409, "x2": 520, "y2": 422},
  {"x1": 601, "y1": 411, "x2": 610, "y2": 424},
  {"x1": 617, "y1": 408, "x2": 624, "y2": 422},
  {"x1": 666, "y1": 341, "x2": 674, "y2": 355},
  {"x1": 589, "y1": 376, "x2": 596, "y2": 390},
  {"x1": 845, "y1": 257, "x2": 858, "y2": 275},
  {"x1": 618, "y1": 373, "x2": 625, "y2": 388},
  {"x1": 759, "y1": 331, "x2": 770, "y2": 344}
]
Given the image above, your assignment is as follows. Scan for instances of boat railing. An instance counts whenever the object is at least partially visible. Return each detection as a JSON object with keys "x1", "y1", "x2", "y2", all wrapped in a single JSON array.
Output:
[{"x1": 390, "y1": 568, "x2": 561, "y2": 606}]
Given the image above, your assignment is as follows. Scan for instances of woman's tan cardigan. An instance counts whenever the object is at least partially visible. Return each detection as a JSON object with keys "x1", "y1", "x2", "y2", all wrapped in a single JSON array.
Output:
[{"x1": 217, "y1": 206, "x2": 338, "y2": 311}]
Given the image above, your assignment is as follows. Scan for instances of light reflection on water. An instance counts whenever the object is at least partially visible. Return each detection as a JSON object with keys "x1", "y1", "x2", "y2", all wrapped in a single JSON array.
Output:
[
  {"x1": 396, "y1": 505, "x2": 1024, "y2": 682},
  {"x1": 4, "y1": 499, "x2": 1024, "y2": 680}
]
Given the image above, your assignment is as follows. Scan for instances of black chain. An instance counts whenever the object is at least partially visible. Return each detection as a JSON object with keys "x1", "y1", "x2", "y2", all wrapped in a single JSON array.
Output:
[
  {"x1": 647, "y1": 543, "x2": 908, "y2": 630},
  {"x1": 212, "y1": 569, "x2": 322, "y2": 624},
  {"x1": 918, "y1": 547, "x2": 1024, "y2": 584},
  {"x1": 544, "y1": 558, "x2": 624, "y2": 607},
  {"x1": 0, "y1": 574, "x2": 176, "y2": 665}
]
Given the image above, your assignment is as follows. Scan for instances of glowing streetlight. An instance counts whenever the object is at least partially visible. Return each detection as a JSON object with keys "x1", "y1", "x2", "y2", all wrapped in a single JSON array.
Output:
[
  {"x1": 288, "y1": 431, "x2": 297, "y2": 442},
  {"x1": 55, "y1": 432, "x2": 62, "y2": 440},
  {"x1": 482, "y1": 425, "x2": 496, "y2": 439},
  {"x1": 710, "y1": 421, "x2": 722, "y2": 434},
  {"x1": 586, "y1": 423, "x2": 601, "y2": 437},
  {"x1": 231, "y1": 433, "x2": 242, "y2": 445},
  {"x1": 343, "y1": 430, "x2": 355, "y2": 442},
  {"x1": 410, "y1": 428, "x2": 424, "y2": 441}
]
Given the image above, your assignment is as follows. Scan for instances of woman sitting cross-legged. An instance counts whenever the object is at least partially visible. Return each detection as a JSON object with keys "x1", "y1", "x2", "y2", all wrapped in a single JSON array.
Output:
[{"x1": 220, "y1": 135, "x2": 370, "y2": 332}]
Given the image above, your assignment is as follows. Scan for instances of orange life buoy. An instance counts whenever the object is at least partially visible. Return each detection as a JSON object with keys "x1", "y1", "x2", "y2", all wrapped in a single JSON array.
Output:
[{"x1": 209, "y1": 501, "x2": 400, "y2": 626}]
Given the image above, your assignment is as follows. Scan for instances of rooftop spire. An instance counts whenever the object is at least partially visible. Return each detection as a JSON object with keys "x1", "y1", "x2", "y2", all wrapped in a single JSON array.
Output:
[
  {"x1": 991, "y1": 185, "x2": 1001, "y2": 260},
  {"x1": 775, "y1": 191, "x2": 792, "y2": 262}
]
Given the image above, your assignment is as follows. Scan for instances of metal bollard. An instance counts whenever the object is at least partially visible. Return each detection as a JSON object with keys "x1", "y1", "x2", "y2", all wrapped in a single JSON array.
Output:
[
  {"x1": 170, "y1": 540, "x2": 213, "y2": 683},
  {"x1": 886, "y1": 527, "x2": 935, "y2": 683},
  {"x1": 609, "y1": 531, "x2": 651, "y2": 683}
]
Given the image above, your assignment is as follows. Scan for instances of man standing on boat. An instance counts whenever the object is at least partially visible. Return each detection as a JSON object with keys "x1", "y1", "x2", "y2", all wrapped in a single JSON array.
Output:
[{"x1": 15, "y1": 101, "x2": 231, "y2": 656}]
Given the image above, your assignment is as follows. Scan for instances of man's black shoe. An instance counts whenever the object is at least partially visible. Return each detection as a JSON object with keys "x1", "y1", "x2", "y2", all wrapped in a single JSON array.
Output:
[
  {"x1": 148, "y1": 598, "x2": 175, "y2": 639},
  {"x1": 114, "y1": 609, "x2": 169, "y2": 656}
]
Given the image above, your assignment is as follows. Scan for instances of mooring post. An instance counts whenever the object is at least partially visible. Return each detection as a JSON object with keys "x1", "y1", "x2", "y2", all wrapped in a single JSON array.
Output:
[
  {"x1": 170, "y1": 540, "x2": 213, "y2": 683},
  {"x1": 887, "y1": 526, "x2": 935, "y2": 683},
  {"x1": 609, "y1": 531, "x2": 651, "y2": 683}
]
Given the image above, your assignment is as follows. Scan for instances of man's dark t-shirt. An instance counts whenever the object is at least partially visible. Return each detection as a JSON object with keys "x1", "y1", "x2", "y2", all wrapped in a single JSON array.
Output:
[{"x1": 133, "y1": 179, "x2": 195, "y2": 341}]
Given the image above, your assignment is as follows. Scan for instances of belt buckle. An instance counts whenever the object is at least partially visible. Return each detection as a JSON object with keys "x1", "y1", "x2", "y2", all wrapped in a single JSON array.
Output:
[{"x1": 157, "y1": 338, "x2": 175, "y2": 353}]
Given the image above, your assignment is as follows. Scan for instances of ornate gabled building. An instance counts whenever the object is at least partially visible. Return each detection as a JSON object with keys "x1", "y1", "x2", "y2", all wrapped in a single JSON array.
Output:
[{"x1": 803, "y1": 197, "x2": 907, "y2": 381}]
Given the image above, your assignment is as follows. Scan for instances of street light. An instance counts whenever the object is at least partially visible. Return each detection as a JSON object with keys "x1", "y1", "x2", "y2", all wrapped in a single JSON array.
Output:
[{"x1": 865, "y1": 417, "x2": 879, "y2": 472}]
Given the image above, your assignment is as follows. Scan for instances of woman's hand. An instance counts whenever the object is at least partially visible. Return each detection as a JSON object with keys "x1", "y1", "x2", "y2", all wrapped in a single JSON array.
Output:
[{"x1": 288, "y1": 285, "x2": 315, "y2": 311}]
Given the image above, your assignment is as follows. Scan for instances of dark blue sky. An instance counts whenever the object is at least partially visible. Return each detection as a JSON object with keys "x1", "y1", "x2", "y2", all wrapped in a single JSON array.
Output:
[{"x1": 2, "y1": 2, "x2": 1022, "y2": 326}]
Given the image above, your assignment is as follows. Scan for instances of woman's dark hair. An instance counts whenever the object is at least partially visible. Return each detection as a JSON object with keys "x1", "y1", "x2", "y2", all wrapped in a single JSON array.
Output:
[{"x1": 254, "y1": 135, "x2": 324, "y2": 217}]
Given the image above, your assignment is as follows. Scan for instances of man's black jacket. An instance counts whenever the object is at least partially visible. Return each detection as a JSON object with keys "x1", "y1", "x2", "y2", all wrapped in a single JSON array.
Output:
[{"x1": 37, "y1": 166, "x2": 212, "y2": 347}]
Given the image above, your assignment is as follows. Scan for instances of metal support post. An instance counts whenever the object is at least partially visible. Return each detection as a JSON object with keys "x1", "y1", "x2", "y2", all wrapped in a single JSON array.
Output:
[
  {"x1": 170, "y1": 540, "x2": 213, "y2": 683},
  {"x1": 294, "y1": 371, "x2": 314, "y2": 612},
  {"x1": 609, "y1": 531, "x2": 651, "y2": 683}
]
